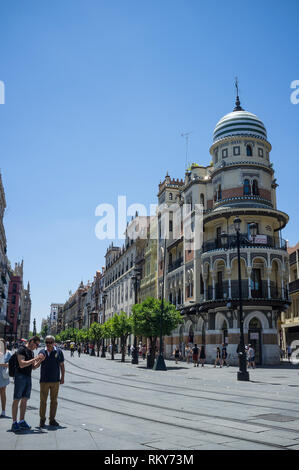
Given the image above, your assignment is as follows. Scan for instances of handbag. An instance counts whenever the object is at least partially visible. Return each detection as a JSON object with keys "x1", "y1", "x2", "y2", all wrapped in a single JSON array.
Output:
[{"x1": 2, "y1": 367, "x2": 9, "y2": 380}]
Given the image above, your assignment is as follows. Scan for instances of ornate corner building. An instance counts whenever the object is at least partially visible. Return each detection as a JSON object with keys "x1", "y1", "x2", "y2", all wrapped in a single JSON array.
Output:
[{"x1": 161, "y1": 96, "x2": 290, "y2": 365}]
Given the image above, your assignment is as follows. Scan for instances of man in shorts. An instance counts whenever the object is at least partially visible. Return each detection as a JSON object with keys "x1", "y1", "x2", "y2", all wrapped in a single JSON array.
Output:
[{"x1": 11, "y1": 336, "x2": 45, "y2": 432}]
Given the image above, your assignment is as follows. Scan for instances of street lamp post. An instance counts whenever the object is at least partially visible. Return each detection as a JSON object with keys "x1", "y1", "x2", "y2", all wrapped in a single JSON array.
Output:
[
  {"x1": 235, "y1": 218, "x2": 258, "y2": 381},
  {"x1": 101, "y1": 293, "x2": 107, "y2": 358},
  {"x1": 153, "y1": 238, "x2": 167, "y2": 371},
  {"x1": 131, "y1": 269, "x2": 141, "y2": 365},
  {"x1": 221, "y1": 219, "x2": 258, "y2": 381}
]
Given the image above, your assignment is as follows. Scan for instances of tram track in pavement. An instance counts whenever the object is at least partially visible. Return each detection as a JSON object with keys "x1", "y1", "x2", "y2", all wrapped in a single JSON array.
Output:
[
  {"x1": 30, "y1": 377, "x2": 292, "y2": 450},
  {"x1": 30, "y1": 358, "x2": 299, "y2": 447},
  {"x1": 63, "y1": 358, "x2": 299, "y2": 414}
]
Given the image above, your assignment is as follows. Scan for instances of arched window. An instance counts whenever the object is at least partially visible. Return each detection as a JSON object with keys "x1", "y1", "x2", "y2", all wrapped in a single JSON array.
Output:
[
  {"x1": 217, "y1": 185, "x2": 222, "y2": 201},
  {"x1": 215, "y1": 149, "x2": 218, "y2": 164},
  {"x1": 169, "y1": 193, "x2": 173, "y2": 200},
  {"x1": 200, "y1": 193, "x2": 205, "y2": 207},
  {"x1": 244, "y1": 179, "x2": 251, "y2": 195},
  {"x1": 246, "y1": 145, "x2": 253, "y2": 156},
  {"x1": 252, "y1": 179, "x2": 259, "y2": 195}
]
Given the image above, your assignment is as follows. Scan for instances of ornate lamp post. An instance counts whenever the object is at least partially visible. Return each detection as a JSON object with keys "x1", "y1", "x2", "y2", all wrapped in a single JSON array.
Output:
[
  {"x1": 221, "y1": 219, "x2": 258, "y2": 381},
  {"x1": 153, "y1": 238, "x2": 167, "y2": 371},
  {"x1": 101, "y1": 292, "x2": 107, "y2": 358},
  {"x1": 131, "y1": 268, "x2": 142, "y2": 365}
]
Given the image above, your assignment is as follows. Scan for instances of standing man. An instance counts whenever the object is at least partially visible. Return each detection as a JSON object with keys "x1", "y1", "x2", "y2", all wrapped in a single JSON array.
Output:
[
  {"x1": 39, "y1": 335, "x2": 65, "y2": 428},
  {"x1": 11, "y1": 336, "x2": 44, "y2": 432}
]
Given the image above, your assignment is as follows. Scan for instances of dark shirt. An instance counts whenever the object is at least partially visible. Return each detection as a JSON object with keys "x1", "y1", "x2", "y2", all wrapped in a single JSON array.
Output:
[
  {"x1": 192, "y1": 347, "x2": 199, "y2": 355},
  {"x1": 40, "y1": 348, "x2": 64, "y2": 383},
  {"x1": 16, "y1": 345, "x2": 34, "y2": 376}
]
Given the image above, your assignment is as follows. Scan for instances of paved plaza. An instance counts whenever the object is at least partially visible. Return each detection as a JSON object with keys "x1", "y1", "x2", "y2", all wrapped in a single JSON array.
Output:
[{"x1": 1, "y1": 353, "x2": 299, "y2": 451}]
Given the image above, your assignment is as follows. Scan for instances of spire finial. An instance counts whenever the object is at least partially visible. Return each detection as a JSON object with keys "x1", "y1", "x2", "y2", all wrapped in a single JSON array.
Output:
[{"x1": 233, "y1": 77, "x2": 244, "y2": 111}]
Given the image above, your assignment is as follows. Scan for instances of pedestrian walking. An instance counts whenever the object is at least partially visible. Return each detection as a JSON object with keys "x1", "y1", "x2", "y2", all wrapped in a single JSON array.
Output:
[
  {"x1": 248, "y1": 344, "x2": 255, "y2": 369},
  {"x1": 70, "y1": 343, "x2": 74, "y2": 357},
  {"x1": 77, "y1": 345, "x2": 81, "y2": 358},
  {"x1": 141, "y1": 345, "x2": 146, "y2": 360},
  {"x1": 128, "y1": 344, "x2": 131, "y2": 356},
  {"x1": 11, "y1": 336, "x2": 44, "y2": 432},
  {"x1": 221, "y1": 343, "x2": 229, "y2": 367},
  {"x1": 0, "y1": 338, "x2": 12, "y2": 417},
  {"x1": 214, "y1": 347, "x2": 222, "y2": 367},
  {"x1": 287, "y1": 345, "x2": 292, "y2": 362},
  {"x1": 173, "y1": 347, "x2": 181, "y2": 364},
  {"x1": 186, "y1": 345, "x2": 193, "y2": 364},
  {"x1": 199, "y1": 345, "x2": 206, "y2": 367},
  {"x1": 192, "y1": 344, "x2": 199, "y2": 367},
  {"x1": 39, "y1": 335, "x2": 65, "y2": 428}
]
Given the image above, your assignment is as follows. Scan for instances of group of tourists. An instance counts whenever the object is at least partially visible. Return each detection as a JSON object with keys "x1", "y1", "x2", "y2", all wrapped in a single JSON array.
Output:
[
  {"x1": 0, "y1": 335, "x2": 65, "y2": 432},
  {"x1": 173, "y1": 344, "x2": 206, "y2": 367},
  {"x1": 172, "y1": 343, "x2": 257, "y2": 368}
]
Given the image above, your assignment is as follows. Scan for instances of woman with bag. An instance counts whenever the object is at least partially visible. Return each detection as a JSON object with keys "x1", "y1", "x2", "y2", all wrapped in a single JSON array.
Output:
[{"x1": 0, "y1": 338, "x2": 12, "y2": 417}]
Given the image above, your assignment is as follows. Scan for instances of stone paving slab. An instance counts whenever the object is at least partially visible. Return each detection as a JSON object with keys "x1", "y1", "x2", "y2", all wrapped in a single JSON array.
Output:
[{"x1": 1, "y1": 354, "x2": 299, "y2": 450}]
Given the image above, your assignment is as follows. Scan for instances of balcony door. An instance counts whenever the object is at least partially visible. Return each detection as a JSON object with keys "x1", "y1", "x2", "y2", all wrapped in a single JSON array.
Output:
[
  {"x1": 248, "y1": 318, "x2": 262, "y2": 365},
  {"x1": 251, "y1": 268, "x2": 262, "y2": 298}
]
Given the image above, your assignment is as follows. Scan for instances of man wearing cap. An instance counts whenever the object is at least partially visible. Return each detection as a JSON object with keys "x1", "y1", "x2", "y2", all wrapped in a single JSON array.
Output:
[{"x1": 39, "y1": 335, "x2": 65, "y2": 428}]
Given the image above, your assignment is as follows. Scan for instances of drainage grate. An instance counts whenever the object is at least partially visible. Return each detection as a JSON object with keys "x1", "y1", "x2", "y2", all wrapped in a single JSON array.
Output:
[{"x1": 254, "y1": 413, "x2": 298, "y2": 422}]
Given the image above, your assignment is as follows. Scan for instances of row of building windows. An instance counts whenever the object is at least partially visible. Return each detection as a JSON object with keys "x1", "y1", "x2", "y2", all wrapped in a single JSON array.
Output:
[
  {"x1": 215, "y1": 145, "x2": 265, "y2": 163},
  {"x1": 214, "y1": 179, "x2": 260, "y2": 201}
]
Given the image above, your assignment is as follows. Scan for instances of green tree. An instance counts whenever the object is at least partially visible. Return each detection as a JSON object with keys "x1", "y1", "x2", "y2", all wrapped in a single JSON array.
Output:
[
  {"x1": 102, "y1": 318, "x2": 118, "y2": 360},
  {"x1": 111, "y1": 312, "x2": 132, "y2": 362},
  {"x1": 40, "y1": 324, "x2": 49, "y2": 340},
  {"x1": 89, "y1": 322, "x2": 103, "y2": 357},
  {"x1": 132, "y1": 297, "x2": 183, "y2": 368}
]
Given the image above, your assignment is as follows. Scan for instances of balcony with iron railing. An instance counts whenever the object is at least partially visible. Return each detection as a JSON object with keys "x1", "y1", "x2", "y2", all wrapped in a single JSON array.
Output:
[
  {"x1": 202, "y1": 234, "x2": 287, "y2": 254},
  {"x1": 289, "y1": 279, "x2": 299, "y2": 295},
  {"x1": 199, "y1": 280, "x2": 290, "y2": 311},
  {"x1": 167, "y1": 257, "x2": 184, "y2": 273}
]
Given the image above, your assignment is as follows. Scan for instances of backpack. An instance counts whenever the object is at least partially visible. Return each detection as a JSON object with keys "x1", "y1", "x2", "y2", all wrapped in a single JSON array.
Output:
[{"x1": 8, "y1": 353, "x2": 18, "y2": 377}]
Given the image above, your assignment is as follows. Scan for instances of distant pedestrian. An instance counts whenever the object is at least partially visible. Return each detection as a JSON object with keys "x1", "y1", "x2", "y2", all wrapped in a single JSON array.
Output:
[
  {"x1": 214, "y1": 347, "x2": 222, "y2": 367},
  {"x1": 199, "y1": 346, "x2": 206, "y2": 367},
  {"x1": 221, "y1": 344, "x2": 229, "y2": 367},
  {"x1": 128, "y1": 344, "x2": 131, "y2": 356},
  {"x1": 0, "y1": 338, "x2": 12, "y2": 417},
  {"x1": 77, "y1": 345, "x2": 81, "y2": 358},
  {"x1": 248, "y1": 344, "x2": 255, "y2": 369},
  {"x1": 192, "y1": 344, "x2": 199, "y2": 367},
  {"x1": 186, "y1": 345, "x2": 193, "y2": 364},
  {"x1": 70, "y1": 343, "x2": 74, "y2": 357},
  {"x1": 141, "y1": 345, "x2": 146, "y2": 360},
  {"x1": 130, "y1": 344, "x2": 134, "y2": 356},
  {"x1": 39, "y1": 335, "x2": 65, "y2": 428},
  {"x1": 287, "y1": 345, "x2": 292, "y2": 362},
  {"x1": 11, "y1": 336, "x2": 44, "y2": 432},
  {"x1": 173, "y1": 347, "x2": 180, "y2": 364}
]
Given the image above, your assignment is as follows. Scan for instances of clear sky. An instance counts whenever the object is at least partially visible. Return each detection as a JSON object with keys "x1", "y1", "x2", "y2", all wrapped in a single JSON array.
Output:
[{"x1": 0, "y1": 0, "x2": 298, "y2": 332}]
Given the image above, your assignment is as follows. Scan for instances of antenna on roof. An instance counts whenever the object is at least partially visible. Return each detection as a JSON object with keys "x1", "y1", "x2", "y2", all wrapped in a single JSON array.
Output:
[{"x1": 181, "y1": 131, "x2": 193, "y2": 170}]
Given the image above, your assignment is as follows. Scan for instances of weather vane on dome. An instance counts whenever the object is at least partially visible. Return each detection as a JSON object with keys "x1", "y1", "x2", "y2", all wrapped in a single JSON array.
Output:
[{"x1": 234, "y1": 77, "x2": 244, "y2": 112}]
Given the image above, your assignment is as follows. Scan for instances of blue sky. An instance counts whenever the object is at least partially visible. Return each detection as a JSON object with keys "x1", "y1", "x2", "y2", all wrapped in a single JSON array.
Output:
[{"x1": 0, "y1": 0, "x2": 298, "y2": 331}]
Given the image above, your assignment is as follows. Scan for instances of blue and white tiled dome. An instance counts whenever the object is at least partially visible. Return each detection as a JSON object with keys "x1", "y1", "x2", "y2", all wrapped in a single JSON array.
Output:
[{"x1": 213, "y1": 110, "x2": 267, "y2": 143}]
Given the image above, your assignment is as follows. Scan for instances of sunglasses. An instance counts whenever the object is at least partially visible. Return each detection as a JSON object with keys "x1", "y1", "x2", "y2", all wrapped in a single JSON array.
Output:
[{"x1": 45, "y1": 341, "x2": 54, "y2": 345}]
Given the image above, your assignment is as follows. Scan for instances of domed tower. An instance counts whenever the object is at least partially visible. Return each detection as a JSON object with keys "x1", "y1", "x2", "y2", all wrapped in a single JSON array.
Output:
[{"x1": 200, "y1": 93, "x2": 290, "y2": 366}]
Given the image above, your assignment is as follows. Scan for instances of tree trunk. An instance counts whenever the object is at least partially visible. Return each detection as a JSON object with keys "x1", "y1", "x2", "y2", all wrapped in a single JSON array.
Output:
[
  {"x1": 111, "y1": 339, "x2": 115, "y2": 360},
  {"x1": 148, "y1": 337, "x2": 157, "y2": 369},
  {"x1": 121, "y1": 336, "x2": 126, "y2": 362}
]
